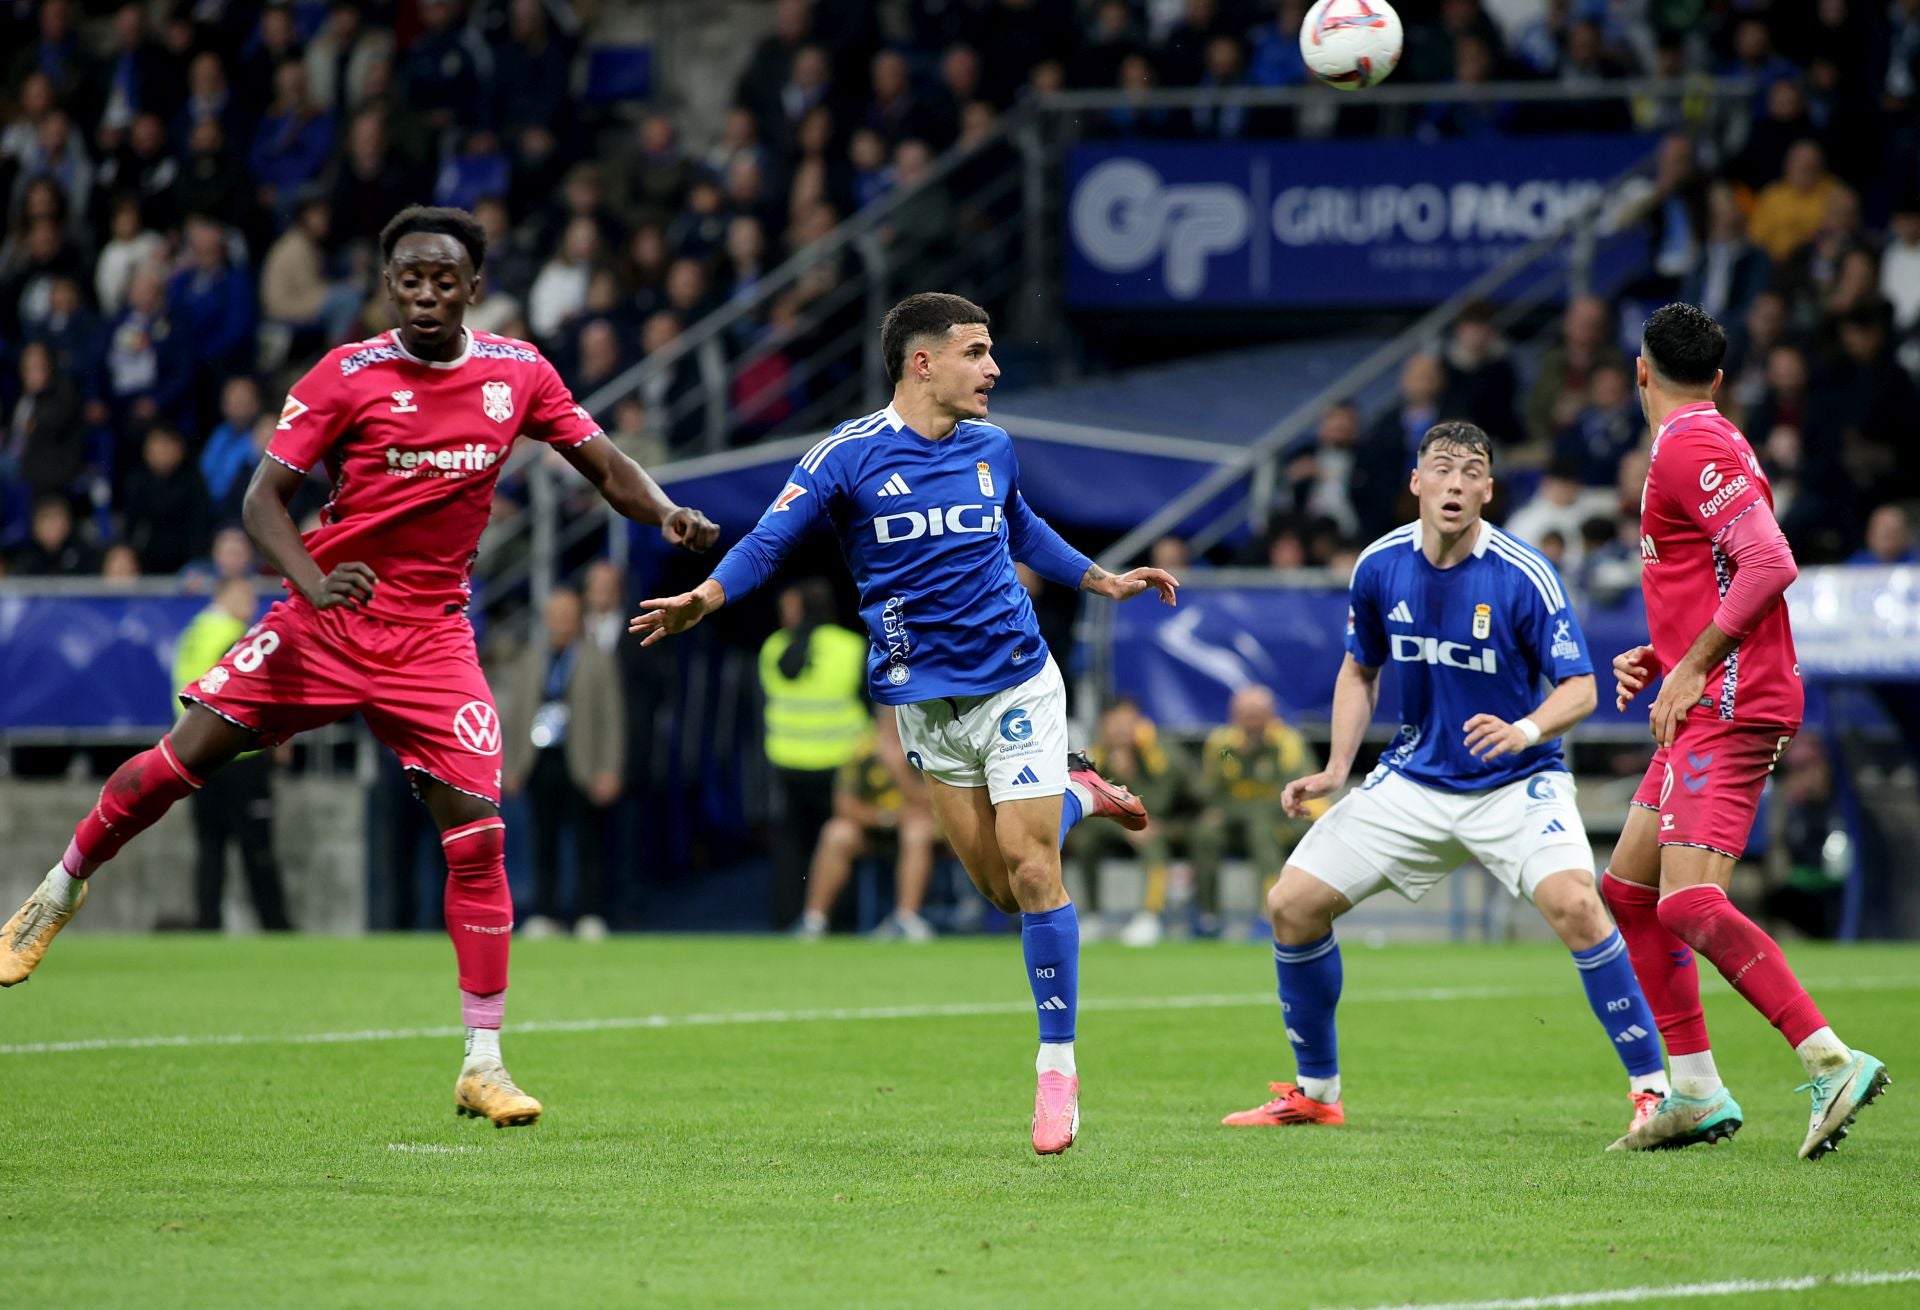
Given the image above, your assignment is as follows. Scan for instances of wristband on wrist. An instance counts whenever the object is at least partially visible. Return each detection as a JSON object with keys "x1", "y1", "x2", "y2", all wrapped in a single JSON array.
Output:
[{"x1": 1515, "y1": 717, "x2": 1542, "y2": 746}]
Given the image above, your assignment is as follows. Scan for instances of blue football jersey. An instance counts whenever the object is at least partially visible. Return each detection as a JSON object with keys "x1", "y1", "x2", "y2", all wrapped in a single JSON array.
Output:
[
  {"x1": 1345, "y1": 519, "x2": 1594, "y2": 791},
  {"x1": 709, "y1": 405, "x2": 1093, "y2": 704}
]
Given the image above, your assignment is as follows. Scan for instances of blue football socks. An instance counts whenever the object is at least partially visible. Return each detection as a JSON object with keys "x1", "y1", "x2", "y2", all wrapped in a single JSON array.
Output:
[
  {"x1": 1022, "y1": 903, "x2": 1080, "y2": 1044},
  {"x1": 1056, "y1": 787, "x2": 1084, "y2": 848},
  {"x1": 1572, "y1": 929, "x2": 1667, "y2": 1079},
  {"x1": 1273, "y1": 933, "x2": 1343, "y2": 1081}
]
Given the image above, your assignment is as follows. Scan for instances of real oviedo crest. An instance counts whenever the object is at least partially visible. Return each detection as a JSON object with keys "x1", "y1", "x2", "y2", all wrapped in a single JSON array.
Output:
[{"x1": 481, "y1": 380, "x2": 513, "y2": 423}]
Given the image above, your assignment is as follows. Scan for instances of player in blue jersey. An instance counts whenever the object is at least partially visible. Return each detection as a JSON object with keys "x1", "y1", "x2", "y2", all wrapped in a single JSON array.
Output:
[
  {"x1": 1221, "y1": 421, "x2": 1673, "y2": 1144},
  {"x1": 631, "y1": 293, "x2": 1179, "y2": 1154}
]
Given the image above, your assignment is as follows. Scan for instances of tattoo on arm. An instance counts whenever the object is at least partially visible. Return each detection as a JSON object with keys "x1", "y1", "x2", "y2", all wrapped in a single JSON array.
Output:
[{"x1": 1080, "y1": 565, "x2": 1113, "y2": 591}]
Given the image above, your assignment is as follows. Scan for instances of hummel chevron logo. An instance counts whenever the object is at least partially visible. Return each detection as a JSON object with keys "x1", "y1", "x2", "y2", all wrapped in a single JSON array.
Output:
[
  {"x1": 1011, "y1": 765, "x2": 1040, "y2": 785},
  {"x1": 876, "y1": 473, "x2": 912, "y2": 497},
  {"x1": 1387, "y1": 601, "x2": 1413, "y2": 623},
  {"x1": 1040, "y1": 996, "x2": 1068, "y2": 1011},
  {"x1": 1541, "y1": 819, "x2": 1567, "y2": 835}
]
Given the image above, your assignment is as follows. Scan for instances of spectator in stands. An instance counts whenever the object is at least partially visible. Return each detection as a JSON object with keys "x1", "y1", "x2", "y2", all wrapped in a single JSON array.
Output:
[
  {"x1": 758, "y1": 579, "x2": 870, "y2": 933},
  {"x1": 1749, "y1": 140, "x2": 1843, "y2": 264},
  {"x1": 95, "y1": 1, "x2": 177, "y2": 137},
  {"x1": 404, "y1": 0, "x2": 495, "y2": 138},
  {"x1": 736, "y1": 0, "x2": 816, "y2": 139},
  {"x1": 1817, "y1": 300, "x2": 1918, "y2": 508},
  {"x1": 567, "y1": 319, "x2": 625, "y2": 400},
  {"x1": 178, "y1": 50, "x2": 245, "y2": 150},
  {"x1": 5, "y1": 1, "x2": 80, "y2": 104},
  {"x1": 704, "y1": 107, "x2": 769, "y2": 186},
  {"x1": 328, "y1": 111, "x2": 411, "y2": 250},
  {"x1": 249, "y1": 62, "x2": 336, "y2": 223},
  {"x1": 11, "y1": 109, "x2": 93, "y2": 227},
  {"x1": 1524, "y1": 294, "x2": 1625, "y2": 447},
  {"x1": 1725, "y1": 289, "x2": 1791, "y2": 411},
  {"x1": 1775, "y1": 185, "x2": 1871, "y2": 319},
  {"x1": 236, "y1": 4, "x2": 303, "y2": 123},
  {"x1": 0, "y1": 218, "x2": 84, "y2": 341},
  {"x1": 503, "y1": 585, "x2": 625, "y2": 942},
  {"x1": 1745, "y1": 341, "x2": 1811, "y2": 456},
  {"x1": 1190, "y1": 35, "x2": 1254, "y2": 139},
  {"x1": 99, "y1": 265, "x2": 189, "y2": 437},
  {"x1": 1066, "y1": 696, "x2": 1179, "y2": 948},
  {"x1": 11, "y1": 493, "x2": 99, "y2": 576},
  {"x1": 1, "y1": 71, "x2": 55, "y2": 164},
  {"x1": 1150, "y1": 535, "x2": 1191, "y2": 575},
  {"x1": 1728, "y1": 78, "x2": 1819, "y2": 194},
  {"x1": 528, "y1": 217, "x2": 602, "y2": 345},
  {"x1": 175, "y1": 120, "x2": 257, "y2": 239},
  {"x1": 262, "y1": 197, "x2": 364, "y2": 355},
  {"x1": 936, "y1": 43, "x2": 984, "y2": 130},
  {"x1": 101, "y1": 543, "x2": 140, "y2": 582},
  {"x1": 1503, "y1": 460, "x2": 1614, "y2": 570},
  {"x1": 784, "y1": 106, "x2": 852, "y2": 224},
  {"x1": 434, "y1": 130, "x2": 511, "y2": 214},
  {"x1": 305, "y1": 0, "x2": 395, "y2": 120},
  {"x1": 1247, "y1": 0, "x2": 1309, "y2": 89},
  {"x1": 766, "y1": 44, "x2": 836, "y2": 158},
  {"x1": 885, "y1": 139, "x2": 953, "y2": 281},
  {"x1": 793, "y1": 706, "x2": 939, "y2": 942},
  {"x1": 1440, "y1": 300, "x2": 1520, "y2": 445},
  {"x1": 1880, "y1": 195, "x2": 1920, "y2": 337},
  {"x1": 95, "y1": 112, "x2": 183, "y2": 233},
  {"x1": 1553, "y1": 362, "x2": 1642, "y2": 489},
  {"x1": 1679, "y1": 182, "x2": 1771, "y2": 323},
  {"x1": 121, "y1": 423, "x2": 210, "y2": 576},
  {"x1": 4, "y1": 341, "x2": 84, "y2": 500},
  {"x1": 866, "y1": 49, "x2": 947, "y2": 150},
  {"x1": 638, "y1": 311, "x2": 703, "y2": 449},
  {"x1": 1283, "y1": 400, "x2": 1399, "y2": 542},
  {"x1": 1366, "y1": 352, "x2": 1446, "y2": 463},
  {"x1": 1625, "y1": 134, "x2": 1707, "y2": 299},
  {"x1": 1191, "y1": 684, "x2": 1317, "y2": 936},
  {"x1": 722, "y1": 155, "x2": 781, "y2": 242},
  {"x1": 1100, "y1": 52, "x2": 1182, "y2": 140},
  {"x1": 494, "y1": 0, "x2": 576, "y2": 207},
  {"x1": 623, "y1": 114, "x2": 694, "y2": 235},
  {"x1": 169, "y1": 214, "x2": 255, "y2": 414},
  {"x1": 29, "y1": 274, "x2": 99, "y2": 380},
  {"x1": 1418, "y1": 33, "x2": 1520, "y2": 140},
  {"x1": 200, "y1": 376, "x2": 263, "y2": 526},
  {"x1": 94, "y1": 195, "x2": 168, "y2": 317},
  {"x1": 1849, "y1": 506, "x2": 1917, "y2": 565}
]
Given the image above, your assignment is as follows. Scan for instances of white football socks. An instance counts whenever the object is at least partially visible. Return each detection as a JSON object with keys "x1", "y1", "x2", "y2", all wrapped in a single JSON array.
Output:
[
  {"x1": 1670, "y1": 1050, "x2": 1722, "y2": 1099},
  {"x1": 1629, "y1": 1069, "x2": 1671, "y2": 1097},
  {"x1": 464, "y1": 1026, "x2": 502, "y2": 1068},
  {"x1": 1794, "y1": 1026, "x2": 1850, "y2": 1078},
  {"x1": 1065, "y1": 779, "x2": 1093, "y2": 812},
  {"x1": 43, "y1": 867, "x2": 85, "y2": 910},
  {"x1": 1299, "y1": 1074, "x2": 1341, "y2": 1104},
  {"x1": 1036, "y1": 1042, "x2": 1076, "y2": 1077}
]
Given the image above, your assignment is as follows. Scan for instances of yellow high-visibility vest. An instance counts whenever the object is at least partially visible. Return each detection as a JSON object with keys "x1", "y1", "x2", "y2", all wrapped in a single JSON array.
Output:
[{"x1": 758, "y1": 624, "x2": 869, "y2": 771}]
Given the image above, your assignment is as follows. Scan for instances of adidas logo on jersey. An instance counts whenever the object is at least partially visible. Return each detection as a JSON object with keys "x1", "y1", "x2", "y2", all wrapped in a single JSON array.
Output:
[
  {"x1": 1011, "y1": 765, "x2": 1040, "y2": 785},
  {"x1": 876, "y1": 473, "x2": 912, "y2": 497},
  {"x1": 1387, "y1": 601, "x2": 1413, "y2": 623}
]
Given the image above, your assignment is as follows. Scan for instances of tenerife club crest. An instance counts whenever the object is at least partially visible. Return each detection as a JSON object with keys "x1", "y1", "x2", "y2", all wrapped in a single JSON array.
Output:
[{"x1": 481, "y1": 380, "x2": 513, "y2": 423}]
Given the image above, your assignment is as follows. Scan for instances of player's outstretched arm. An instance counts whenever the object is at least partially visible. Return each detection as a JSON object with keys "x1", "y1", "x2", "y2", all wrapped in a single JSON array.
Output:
[
  {"x1": 1081, "y1": 562, "x2": 1179, "y2": 606},
  {"x1": 241, "y1": 459, "x2": 376, "y2": 611},
  {"x1": 1282, "y1": 655, "x2": 1379, "y2": 817},
  {"x1": 1463, "y1": 674, "x2": 1597, "y2": 761},
  {"x1": 629, "y1": 579, "x2": 726, "y2": 647},
  {"x1": 560, "y1": 437, "x2": 718, "y2": 551}
]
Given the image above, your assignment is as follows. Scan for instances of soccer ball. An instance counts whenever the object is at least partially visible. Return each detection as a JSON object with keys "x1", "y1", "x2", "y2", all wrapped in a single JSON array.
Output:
[{"x1": 1299, "y1": 0, "x2": 1404, "y2": 91}]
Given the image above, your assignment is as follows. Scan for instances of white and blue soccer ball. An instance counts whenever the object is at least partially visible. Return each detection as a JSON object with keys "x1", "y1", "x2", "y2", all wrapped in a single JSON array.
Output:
[{"x1": 1300, "y1": 0, "x2": 1404, "y2": 91}]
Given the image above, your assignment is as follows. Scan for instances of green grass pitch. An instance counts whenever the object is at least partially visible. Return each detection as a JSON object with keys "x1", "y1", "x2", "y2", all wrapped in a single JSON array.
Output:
[{"x1": 2, "y1": 935, "x2": 1915, "y2": 1308}]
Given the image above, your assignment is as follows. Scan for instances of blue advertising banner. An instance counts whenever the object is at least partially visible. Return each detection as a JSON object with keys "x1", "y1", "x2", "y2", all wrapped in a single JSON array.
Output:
[
  {"x1": 1064, "y1": 136, "x2": 1657, "y2": 308},
  {"x1": 1104, "y1": 571, "x2": 1915, "y2": 733}
]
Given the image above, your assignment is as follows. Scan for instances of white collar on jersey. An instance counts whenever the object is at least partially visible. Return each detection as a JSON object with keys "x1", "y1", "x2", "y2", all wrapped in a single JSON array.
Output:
[
  {"x1": 881, "y1": 403, "x2": 905, "y2": 431},
  {"x1": 388, "y1": 327, "x2": 472, "y2": 369},
  {"x1": 1409, "y1": 517, "x2": 1494, "y2": 557},
  {"x1": 1656, "y1": 400, "x2": 1718, "y2": 437}
]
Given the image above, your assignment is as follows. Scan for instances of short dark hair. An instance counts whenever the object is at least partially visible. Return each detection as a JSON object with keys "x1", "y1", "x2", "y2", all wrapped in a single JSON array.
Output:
[
  {"x1": 380, "y1": 205, "x2": 487, "y2": 271},
  {"x1": 1640, "y1": 302, "x2": 1726, "y2": 386},
  {"x1": 1416, "y1": 420, "x2": 1494, "y2": 464},
  {"x1": 880, "y1": 292, "x2": 989, "y2": 384}
]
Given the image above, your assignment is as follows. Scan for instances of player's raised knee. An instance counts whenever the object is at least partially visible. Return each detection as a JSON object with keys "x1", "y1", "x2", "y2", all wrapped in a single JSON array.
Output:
[
  {"x1": 1267, "y1": 868, "x2": 1336, "y2": 945},
  {"x1": 1532, "y1": 870, "x2": 1613, "y2": 951},
  {"x1": 1004, "y1": 854, "x2": 1064, "y2": 912}
]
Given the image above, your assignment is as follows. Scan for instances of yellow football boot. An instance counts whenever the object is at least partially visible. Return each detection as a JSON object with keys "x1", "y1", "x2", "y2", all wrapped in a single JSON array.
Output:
[
  {"x1": 1, "y1": 872, "x2": 88, "y2": 987},
  {"x1": 455, "y1": 1063, "x2": 543, "y2": 1128}
]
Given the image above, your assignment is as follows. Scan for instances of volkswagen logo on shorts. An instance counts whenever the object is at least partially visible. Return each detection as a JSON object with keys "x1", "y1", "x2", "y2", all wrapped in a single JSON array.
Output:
[
  {"x1": 999, "y1": 708, "x2": 1033, "y2": 743},
  {"x1": 453, "y1": 700, "x2": 501, "y2": 755}
]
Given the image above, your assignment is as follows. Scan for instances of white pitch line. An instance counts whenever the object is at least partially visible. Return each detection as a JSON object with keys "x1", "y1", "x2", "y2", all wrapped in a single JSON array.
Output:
[
  {"x1": 1314, "y1": 1268, "x2": 1920, "y2": 1310},
  {"x1": 385, "y1": 1142, "x2": 481, "y2": 1155},
  {"x1": 1, "y1": 975, "x2": 1910, "y2": 1059}
]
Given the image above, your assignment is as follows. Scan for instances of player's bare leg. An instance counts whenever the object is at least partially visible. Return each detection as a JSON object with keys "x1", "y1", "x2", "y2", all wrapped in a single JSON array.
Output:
[
  {"x1": 3, "y1": 706, "x2": 253, "y2": 987},
  {"x1": 930, "y1": 780, "x2": 1080, "y2": 1154},
  {"x1": 1223, "y1": 866, "x2": 1349, "y2": 1126},
  {"x1": 1651, "y1": 844, "x2": 1886, "y2": 1160},
  {"x1": 795, "y1": 817, "x2": 865, "y2": 941},
  {"x1": 420, "y1": 778, "x2": 540, "y2": 1128},
  {"x1": 874, "y1": 807, "x2": 938, "y2": 942},
  {"x1": 1530, "y1": 869, "x2": 1672, "y2": 1139}
]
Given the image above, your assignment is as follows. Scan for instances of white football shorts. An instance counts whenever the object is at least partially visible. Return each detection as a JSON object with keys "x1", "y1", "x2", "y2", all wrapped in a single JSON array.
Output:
[
  {"x1": 1289, "y1": 763, "x2": 1595, "y2": 905},
  {"x1": 895, "y1": 655, "x2": 1068, "y2": 804}
]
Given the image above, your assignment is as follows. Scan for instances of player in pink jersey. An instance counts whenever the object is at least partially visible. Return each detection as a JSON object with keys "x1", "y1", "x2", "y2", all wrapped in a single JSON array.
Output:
[
  {"x1": 0, "y1": 206, "x2": 720, "y2": 1127},
  {"x1": 1605, "y1": 304, "x2": 1887, "y2": 1158}
]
